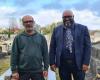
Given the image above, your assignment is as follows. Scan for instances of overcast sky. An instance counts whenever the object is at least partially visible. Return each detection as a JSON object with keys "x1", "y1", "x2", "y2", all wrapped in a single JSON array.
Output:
[{"x1": 0, "y1": 0, "x2": 100, "y2": 30}]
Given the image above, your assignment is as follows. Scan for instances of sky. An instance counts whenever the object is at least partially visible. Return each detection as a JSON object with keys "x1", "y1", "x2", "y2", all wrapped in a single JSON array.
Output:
[{"x1": 0, "y1": 0, "x2": 100, "y2": 30}]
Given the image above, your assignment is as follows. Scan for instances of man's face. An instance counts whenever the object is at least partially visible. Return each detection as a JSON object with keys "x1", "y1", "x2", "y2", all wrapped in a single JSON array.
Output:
[
  {"x1": 62, "y1": 12, "x2": 74, "y2": 27},
  {"x1": 22, "y1": 16, "x2": 34, "y2": 33}
]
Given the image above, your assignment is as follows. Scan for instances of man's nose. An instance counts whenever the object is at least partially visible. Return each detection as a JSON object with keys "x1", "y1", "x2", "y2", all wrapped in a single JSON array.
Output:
[
  {"x1": 27, "y1": 22, "x2": 31, "y2": 24},
  {"x1": 65, "y1": 17, "x2": 70, "y2": 20}
]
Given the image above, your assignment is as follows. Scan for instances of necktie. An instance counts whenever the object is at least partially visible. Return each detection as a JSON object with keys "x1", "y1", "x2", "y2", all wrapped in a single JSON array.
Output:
[{"x1": 65, "y1": 28, "x2": 73, "y2": 53}]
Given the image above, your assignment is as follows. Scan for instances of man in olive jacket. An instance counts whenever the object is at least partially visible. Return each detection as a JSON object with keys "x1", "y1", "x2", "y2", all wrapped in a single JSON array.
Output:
[{"x1": 11, "y1": 15, "x2": 49, "y2": 80}]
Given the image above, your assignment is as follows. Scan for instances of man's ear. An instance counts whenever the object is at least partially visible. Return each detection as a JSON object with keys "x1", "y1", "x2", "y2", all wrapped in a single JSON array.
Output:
[{"x1": 72, "y1": 15, "x2": 74, "y2": 18}]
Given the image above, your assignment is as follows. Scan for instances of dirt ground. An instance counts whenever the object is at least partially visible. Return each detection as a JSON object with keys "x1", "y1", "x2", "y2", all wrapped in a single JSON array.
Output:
[{"x1": 0, "y1": 56, "x2": 10, "y2": 75}]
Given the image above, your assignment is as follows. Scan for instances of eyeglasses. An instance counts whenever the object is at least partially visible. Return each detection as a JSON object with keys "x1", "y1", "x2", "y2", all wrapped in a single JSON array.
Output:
[
  {"x1": 62, "y1": 16, "x2": 73, "y2": 18},
  {"x1": 23, "y1": 20, "x2": 34, "y2": 23}
]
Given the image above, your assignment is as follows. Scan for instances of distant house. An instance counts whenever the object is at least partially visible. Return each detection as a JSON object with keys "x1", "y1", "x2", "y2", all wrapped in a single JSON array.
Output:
[
  {"x1": 90, "y1": 30, "x2": 100, "y2": 43},
  {"x1": 10, "y1": 27, "x2": 20, "y2": 34}
]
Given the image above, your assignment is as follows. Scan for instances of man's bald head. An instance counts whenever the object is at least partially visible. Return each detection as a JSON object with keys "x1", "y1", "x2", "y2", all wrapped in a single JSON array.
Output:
[
  {"x1": 22, "y1": 15, "x2": 34, "y2": 23},
  {"x1": 62, "y1": 10, "x2": 74, "y2": 17}
]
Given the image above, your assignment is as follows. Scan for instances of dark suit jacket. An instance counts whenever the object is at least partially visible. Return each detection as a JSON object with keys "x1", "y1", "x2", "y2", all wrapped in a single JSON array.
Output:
[{"x1": 49, "y1": 23, "x2": 91, "y2": 69}]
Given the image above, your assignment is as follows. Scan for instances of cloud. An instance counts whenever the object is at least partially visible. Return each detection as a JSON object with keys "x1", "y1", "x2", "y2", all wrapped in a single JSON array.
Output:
[
  {"x1": 41, "y1": 0, "x2": 100, "y2": 16},
  {"x1": 0, "y1": 0, "x2": 100, "y2": 30},
  {"x1": 0, "y1": 18, "x2": 9, "y2": 27},
  {"x1": 32, "y1": 9, "x2": 62, "y2": 27},
  {"x1": 18, "y1": 9, "x2": 99, "y2": 30},
  {"x1": 0, "y1": 6, "x2": 17, "y2": 27},
  {"x1": 0, "y1": 6, "x2": 37, "y2": 17},
  {"x1": 32, "y1": 9, "x2": 100, "y2": 30},
  {"x1": 0, "y1": 0, "x2": 100, "y2": 16},
  {"x1": 0, "y1": 6, "x2": 16, "y2": 17},
  {"x1": 73, "y1": 9, "x2": 100, "y2": 30},
  {"x1": 0, "y1": 8, "x2": 100, "y2": 30}
]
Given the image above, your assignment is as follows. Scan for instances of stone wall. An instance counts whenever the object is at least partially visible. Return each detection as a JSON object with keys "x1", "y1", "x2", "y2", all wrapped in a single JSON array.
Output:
[{"x1": 90, "y1": 45, "x2": 100, "y2": 78}]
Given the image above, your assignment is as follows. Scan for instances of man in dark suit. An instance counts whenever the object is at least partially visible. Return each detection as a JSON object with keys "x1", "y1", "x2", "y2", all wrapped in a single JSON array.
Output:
[{"x1": 49, "y1": 10, "x2": 91, "y2": 80}]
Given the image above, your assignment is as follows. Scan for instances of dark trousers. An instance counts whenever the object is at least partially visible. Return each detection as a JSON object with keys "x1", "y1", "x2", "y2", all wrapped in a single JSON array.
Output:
[
  {"x1": 59, "y1": 59, "x2": 85, "y2": 80},
  {"x1": 19, "y1": 72, "x2": 45, "y2": 80}
]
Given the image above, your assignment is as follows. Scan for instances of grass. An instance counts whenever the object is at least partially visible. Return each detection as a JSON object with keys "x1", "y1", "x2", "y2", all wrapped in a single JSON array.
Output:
[{"x1": 0, "y1": 56, "x2": 10, "y2": 75}]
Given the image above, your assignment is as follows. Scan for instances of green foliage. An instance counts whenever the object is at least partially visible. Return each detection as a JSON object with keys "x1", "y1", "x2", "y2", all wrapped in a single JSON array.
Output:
[{"x1": 41, "y1": 22, "x2": 57, "y2": 35}]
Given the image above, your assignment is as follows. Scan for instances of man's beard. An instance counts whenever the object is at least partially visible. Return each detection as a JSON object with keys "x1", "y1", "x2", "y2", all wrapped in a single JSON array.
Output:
[
  {"x1": 64, "y1": 21, "x2": 71, "y2": 27},
  {"x1": 63, "y1": 19, "x2": 74, "y2": 27},
  {"x1": 26, "y1": 27, "x2": 34, "y2": 33}
]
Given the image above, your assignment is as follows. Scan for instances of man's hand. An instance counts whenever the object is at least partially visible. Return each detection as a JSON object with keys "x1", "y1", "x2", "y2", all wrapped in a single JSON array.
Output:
[
  {"x1": 50, "y1": 64, "x2": 56, "y2": 72},
  {"x1": 82, "y1": 64, "x2": 89, "y2": 72},
  {"x1": 11, "y1": 72, "x2": 19, "y2": 80},
  {"x1": 43, "y1": 71, "x2": 48, "y2": 77}
]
